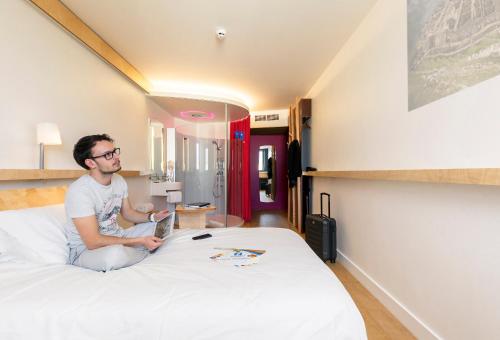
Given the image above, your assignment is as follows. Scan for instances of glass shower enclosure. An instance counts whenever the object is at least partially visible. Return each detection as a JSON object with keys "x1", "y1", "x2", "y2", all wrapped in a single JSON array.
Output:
[{"x1": 149, "y1": 95, "x2": 249, "y2": 228}]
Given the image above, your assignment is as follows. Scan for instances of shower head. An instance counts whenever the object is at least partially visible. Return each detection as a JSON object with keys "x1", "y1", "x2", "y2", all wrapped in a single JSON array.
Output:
[{"x1": 212, "y1": 140, "x2": 222, "y2": 151}]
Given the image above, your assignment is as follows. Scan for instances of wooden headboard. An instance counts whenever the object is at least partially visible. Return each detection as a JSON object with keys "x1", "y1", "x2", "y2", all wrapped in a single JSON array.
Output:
[{"x1": 0, "y1": 186, "x2": 67, "y2": 211}]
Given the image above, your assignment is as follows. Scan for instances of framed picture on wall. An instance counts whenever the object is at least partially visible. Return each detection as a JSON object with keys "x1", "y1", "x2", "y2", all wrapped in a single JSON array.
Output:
[{"x1": 407, "y1": 0, "x2": 500, "y2": 110}]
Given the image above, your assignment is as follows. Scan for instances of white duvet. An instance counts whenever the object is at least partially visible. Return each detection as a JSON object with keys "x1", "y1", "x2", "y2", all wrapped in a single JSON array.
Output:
[{"x1": 0, "y1": 227, "x2": 366, "y2": 340}]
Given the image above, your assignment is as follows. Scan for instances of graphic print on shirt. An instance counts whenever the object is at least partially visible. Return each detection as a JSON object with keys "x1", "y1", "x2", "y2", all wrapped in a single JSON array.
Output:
[{"x1": 97, "y1": 194, "x2": 123, "y2": 234}]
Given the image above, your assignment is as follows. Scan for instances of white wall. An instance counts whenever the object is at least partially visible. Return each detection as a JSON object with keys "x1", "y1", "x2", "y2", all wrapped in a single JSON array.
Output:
[
  {"x1": 307, "y1": 0, "x2": 500, "y2": 339},
  {"x1": 308, "y1": 0, "x2": 500, "y2": 171},
  {"x1": 0, "y1": 1, "x2": 168, "y2": 206}
]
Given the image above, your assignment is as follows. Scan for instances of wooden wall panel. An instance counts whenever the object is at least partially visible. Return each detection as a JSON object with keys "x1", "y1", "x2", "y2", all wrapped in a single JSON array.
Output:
[
  {"x1": 288, "y1": 98, "x2": 310, "y2": 233},
  {"x1": 29, "y1": 0, "x2": 150, "y2": 92},
  {"x1": 0, "y1": 186, "x2": 67, "y2": 210}
]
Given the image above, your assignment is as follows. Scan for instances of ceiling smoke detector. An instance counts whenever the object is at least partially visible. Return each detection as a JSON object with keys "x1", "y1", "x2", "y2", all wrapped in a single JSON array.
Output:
[{"x1": 216, "y1": 28, "x2": 226, "y2": 40}]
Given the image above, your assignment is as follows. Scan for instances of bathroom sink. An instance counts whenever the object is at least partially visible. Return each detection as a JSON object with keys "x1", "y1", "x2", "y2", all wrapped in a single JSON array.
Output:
[{"x1": 150, "y1": 181, "x2": 182, "y2": 196}]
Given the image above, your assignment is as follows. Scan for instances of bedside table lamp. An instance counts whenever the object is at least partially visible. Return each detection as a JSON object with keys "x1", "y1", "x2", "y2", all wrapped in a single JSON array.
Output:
[{"x1": 37, "y1": 123, "x2": 62, "y2": 169}]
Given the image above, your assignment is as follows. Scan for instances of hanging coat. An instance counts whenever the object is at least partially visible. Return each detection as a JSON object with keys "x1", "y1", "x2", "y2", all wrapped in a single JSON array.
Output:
[
  {"x1": 287, "y1": 139, "x2": 302, "y2": 188},
  {"x1": 267, "y1": 157, "x2": 273, "y2": 180}
]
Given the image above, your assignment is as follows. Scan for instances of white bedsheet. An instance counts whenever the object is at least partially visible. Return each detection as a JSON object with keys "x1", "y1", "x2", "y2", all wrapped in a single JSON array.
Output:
[{"x1": 0, "y1": 227, "x2": 366, "y2": 340}]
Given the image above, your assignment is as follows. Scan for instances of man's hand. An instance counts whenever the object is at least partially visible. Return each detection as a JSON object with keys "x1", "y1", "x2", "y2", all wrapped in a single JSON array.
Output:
[
  {"x1": 142, "y1": 236, "x2": 163, "y2": 251},
  {"x1": 153, "y1": 209, "x2": 170, "y2": 222},
  {"x1": 121, "y1": 198, "x2": 171, "y2": 224}
]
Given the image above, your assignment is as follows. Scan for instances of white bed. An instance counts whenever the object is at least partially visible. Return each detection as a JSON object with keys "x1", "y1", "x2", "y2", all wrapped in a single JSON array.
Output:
[{"x1": 0, "y1": 202, "x2": 366, "y2": 340}]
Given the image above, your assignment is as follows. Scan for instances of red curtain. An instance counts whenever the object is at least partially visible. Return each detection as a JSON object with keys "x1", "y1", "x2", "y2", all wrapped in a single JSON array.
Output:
[{"x1": 228, "y1": 116, "x2": 251, "y2": 221}]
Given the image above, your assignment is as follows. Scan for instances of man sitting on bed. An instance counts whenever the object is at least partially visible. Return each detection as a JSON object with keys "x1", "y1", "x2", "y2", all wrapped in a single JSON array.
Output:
[{"x1": 65, "y1": 134, "x2": 169, "y2": 272}]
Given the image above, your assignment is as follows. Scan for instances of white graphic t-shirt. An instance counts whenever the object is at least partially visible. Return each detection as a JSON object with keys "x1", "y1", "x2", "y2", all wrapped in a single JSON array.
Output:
[{"x1": 65, "y1": 174, "x2": 128, "y2": 263}]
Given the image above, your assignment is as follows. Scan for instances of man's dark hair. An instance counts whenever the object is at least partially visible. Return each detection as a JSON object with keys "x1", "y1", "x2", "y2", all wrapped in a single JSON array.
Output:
[{"x1": 73, "y1": 134, "x2": 114, "y2": 169}]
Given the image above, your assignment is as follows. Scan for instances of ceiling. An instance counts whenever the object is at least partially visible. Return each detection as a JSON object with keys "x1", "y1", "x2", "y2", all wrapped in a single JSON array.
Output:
[{"x1": 62, "y1": 0, "x2": 377, "y2": 111}]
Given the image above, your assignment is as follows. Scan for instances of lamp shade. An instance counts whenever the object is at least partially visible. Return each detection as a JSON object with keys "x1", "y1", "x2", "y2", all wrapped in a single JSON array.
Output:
[{"x1": 36, "y1": 123, "x2": 61, "y2": 145}]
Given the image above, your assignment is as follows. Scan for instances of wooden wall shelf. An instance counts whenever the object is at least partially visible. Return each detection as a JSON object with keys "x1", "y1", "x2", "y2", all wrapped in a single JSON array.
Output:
[
  {"x1": 0, "y1": 169, "x2": 142, "y2": 181},
  {"x1": 302, "y1": 169, "x2": 500, "y2": 187}
]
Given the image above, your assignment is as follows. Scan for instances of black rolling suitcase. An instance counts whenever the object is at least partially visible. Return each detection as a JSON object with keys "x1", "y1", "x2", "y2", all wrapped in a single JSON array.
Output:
[{"x1": 305, "y1": 193, "x2": 337, "y2": 263}]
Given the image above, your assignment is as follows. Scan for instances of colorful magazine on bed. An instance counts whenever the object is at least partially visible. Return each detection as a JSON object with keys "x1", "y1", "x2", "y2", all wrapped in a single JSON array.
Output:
[{"x1": 210, "y1": 248, "x2": 266, "y2": 267}]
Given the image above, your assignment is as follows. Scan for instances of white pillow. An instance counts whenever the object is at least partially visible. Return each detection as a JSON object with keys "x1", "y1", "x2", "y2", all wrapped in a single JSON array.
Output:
[
  {"x1": 0, "y1": 229, "x2": 42, "y2": 263},
  {"x1": 0, "y1": 204, "x2": 69, "y2": 264}
]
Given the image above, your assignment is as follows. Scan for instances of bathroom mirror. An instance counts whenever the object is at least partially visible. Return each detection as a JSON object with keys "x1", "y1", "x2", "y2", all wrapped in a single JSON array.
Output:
[
  {"x1": 258, "y1": 145, "x2": 276, "y2": 202},
  {"x1": 165, "y1": 127, "x2": 176, "y2": 182},
  {"x1": 149, "y1": 120, "x2": 165, "y2": 181}
]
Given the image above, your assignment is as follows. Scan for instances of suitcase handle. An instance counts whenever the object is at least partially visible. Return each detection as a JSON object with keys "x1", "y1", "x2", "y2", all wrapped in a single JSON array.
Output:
[{"x1": 320, "y1": 192, "x2": 330, "y2": 218}]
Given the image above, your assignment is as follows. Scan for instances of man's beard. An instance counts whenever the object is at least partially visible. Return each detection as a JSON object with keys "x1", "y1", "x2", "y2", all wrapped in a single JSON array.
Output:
[
  {"x1": 97, "y1": 162, "x2": 122, "y2": 175},
  {"x1": 101, "y1": 166, "x2": 122, "y2": 175}
]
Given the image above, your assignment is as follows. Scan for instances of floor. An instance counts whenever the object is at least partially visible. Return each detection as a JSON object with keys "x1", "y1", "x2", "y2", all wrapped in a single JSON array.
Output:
[
  {"x1": 243, "y1": 209, "x2": 290, "y2": 228},
  {"x1": 244, "y1": 210, "x2": 415, "y2": 340}
]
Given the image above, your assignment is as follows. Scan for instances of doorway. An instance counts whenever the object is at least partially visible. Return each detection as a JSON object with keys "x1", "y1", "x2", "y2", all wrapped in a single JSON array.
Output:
[{"x1": 250, "y1": 134, "x2": 287, "y2": 211}]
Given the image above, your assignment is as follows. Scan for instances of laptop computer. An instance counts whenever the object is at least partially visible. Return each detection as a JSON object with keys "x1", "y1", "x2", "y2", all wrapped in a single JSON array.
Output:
[{"x1": 150, "y1": 212, "x2": 175, "y2": 254}]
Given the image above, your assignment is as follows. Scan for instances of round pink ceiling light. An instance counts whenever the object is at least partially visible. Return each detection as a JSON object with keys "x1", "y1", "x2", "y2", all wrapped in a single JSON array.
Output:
[{"x1": 179, "y1": 110, "x2": 216, "y2": 121}]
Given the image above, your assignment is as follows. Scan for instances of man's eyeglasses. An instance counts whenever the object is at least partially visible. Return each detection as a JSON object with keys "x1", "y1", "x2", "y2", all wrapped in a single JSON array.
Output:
[{"x1": 90, "y1": 148, "x2": 121, "y2": 161}]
